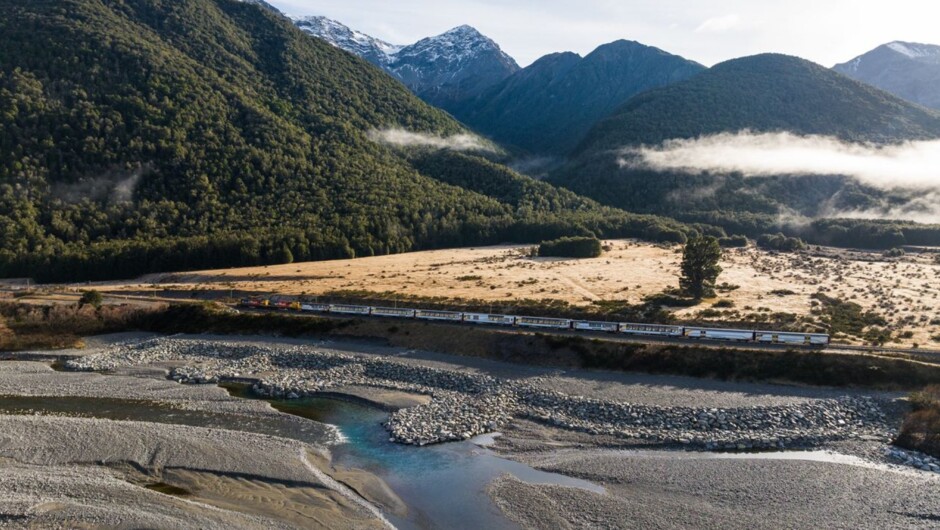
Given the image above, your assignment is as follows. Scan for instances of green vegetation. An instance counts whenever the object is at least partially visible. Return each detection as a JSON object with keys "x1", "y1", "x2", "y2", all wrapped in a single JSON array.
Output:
[
  {"x1": 896, "y1": 386, "x2": 940, "y2": 458},
  {"x1": 811, "y1": 293, "x2": 888, "y2": 340},
  {"x1": 0, "y1": 300, "x2": 344, "y2": 352},
  {"x1": 452, "y1": 41, "x2": 705, "y2": 155},
  {"x1": 575, "y1": 53, "x2": 940, "y2": 153},
  {"x1": 550, "y1": 336, "x2": 940, "y2": 390},
  {"x1": 679, "y1": 236, "x2": 722, "y2": 299},
  {"x1": 0, "y1": 0, "x2": 694, "y2": 283},
  {"x1": 79, "y1": 290, "x2": 104, "y2": 309},
  {"x1": 757, "y1": 233, "x2": 806, "y2": 252},
  {"x1": 537, "y1": 236, "x2": 603, "y2": 258},
  {"x1": 718, "y1": 235, "x2": 748, "y2": 248},
  {"x1": 550, "y1": 54, "x2": 940, "y2": 250},
  {"x1": 0, "y1": 301, "x2": 144, "y2": 351}
]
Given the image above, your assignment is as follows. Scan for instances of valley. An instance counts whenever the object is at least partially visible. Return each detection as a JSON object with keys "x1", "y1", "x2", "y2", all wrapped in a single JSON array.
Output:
[
  {"x1": 2, "y1": 0, "x2": 940, "y2": 528},
  {"x1": 79, "y1": 239, "x2": 940, "y2": 348}
]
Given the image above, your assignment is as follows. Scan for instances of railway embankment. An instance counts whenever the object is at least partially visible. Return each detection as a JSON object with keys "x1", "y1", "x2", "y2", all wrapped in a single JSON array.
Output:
[{"x1": 66, "y1": 337, "x2": 894, "y2": 451}]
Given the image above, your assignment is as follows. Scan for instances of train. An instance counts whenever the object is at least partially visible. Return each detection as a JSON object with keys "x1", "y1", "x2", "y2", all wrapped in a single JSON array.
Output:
[{"x1": 238, "y1": 298, "x2": 830, "y2": 346}]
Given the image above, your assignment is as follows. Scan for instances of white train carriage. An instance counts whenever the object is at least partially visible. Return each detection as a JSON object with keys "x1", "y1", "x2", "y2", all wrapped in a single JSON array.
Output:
[
  {"x1": 619, "y1": 323, "x2": 684, "y2": 337},
  {"x1": 415, "y1": 309, "x2": 464, "y2": 321},
  {"x1": 684, "y1": 327, "x2": 755, "y2": 341},
  {"x1": 516, "y1": 316, "x2": 572, "y2": 329},
  {"x1": 371, "y1": 307, "x2": 417, "y2": 318},
  {"x1": 463, "y1": 313, "x2": 516, "y2": 326},
  {"x1": 328, "y1": 304, "x2": 372, "y2": 315},
  {"x1": 755, "y1": 331, "x2": 829, "y2": 345},
  {"x1": 573, "y1": 320, "x2": 619, "y2": 333},
  {"x1": 300, "y1": 303, "x2": 330, "y2": 312}
]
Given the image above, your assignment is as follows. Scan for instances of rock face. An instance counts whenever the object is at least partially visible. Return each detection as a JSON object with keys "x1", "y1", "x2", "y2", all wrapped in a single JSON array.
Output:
[
  {"x1": 67, "y1": 338, "x2": 894, "y2": 452},
  {"x1": 834, "y1": 41, "x2": 940, "y2": 110},
  {"x1": 453, "y1": 40, "x2": 705, "y2": 155},
  {"x1": 294, "y1": 18, "x2": 519, "y2": 110}
]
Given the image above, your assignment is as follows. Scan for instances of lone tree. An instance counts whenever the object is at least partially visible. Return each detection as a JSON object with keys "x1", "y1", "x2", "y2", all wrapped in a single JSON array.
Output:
[
  {"x1": 680, "y1": 235, "x2": 722, "y2": 299},
  {"x1": 79, "y1": 290, "x2": 103, "y2": 309}
]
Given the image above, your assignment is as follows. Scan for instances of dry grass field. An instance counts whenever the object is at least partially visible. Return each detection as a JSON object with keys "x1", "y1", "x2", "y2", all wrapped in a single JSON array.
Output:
[{"x1": 97, "y1": 240, "x2": 940, "y2": 347}]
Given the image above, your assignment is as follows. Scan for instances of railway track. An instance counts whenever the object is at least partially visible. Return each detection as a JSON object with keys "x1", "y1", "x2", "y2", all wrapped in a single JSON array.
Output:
[{"x1": 231, "y1": 305, "x2": 940, "y2": 362}]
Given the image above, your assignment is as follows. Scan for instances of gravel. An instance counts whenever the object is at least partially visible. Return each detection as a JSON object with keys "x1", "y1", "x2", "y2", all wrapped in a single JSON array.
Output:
[{"x1": 66, "y1": 337, "x2": 899, "y2": 454}]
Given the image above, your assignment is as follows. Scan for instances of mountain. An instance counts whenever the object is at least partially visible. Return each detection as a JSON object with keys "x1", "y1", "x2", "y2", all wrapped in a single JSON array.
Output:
[
  {"x1": 572, "y1": 53, "x2": 940, "y2": 154},
  {"x1": 0, "y1": 0, "x2": 685, "y2": 282},
  {"x1": 453, "y1": 40, "x2": 706, "y2": 155},
  {"x1": 293, "y1": 18, "x2": 519, "y2": 111},
  {"x1": 391, "y1": 25, "x2": 520, "y2": 109},
  {"x1": 834, "y1": 41, "x2": 940, "y2": 110},
  {"x1": 550, "y1": 54, "x2": 940, "y2": 235},
  {"x1": 294, "y1": 16, "x2": 401, "y2": 68}
]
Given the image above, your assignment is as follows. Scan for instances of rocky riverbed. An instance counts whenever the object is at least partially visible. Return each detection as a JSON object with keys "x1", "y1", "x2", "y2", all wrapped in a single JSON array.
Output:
[{"x1": 67, "y1": 337, "x2": 895, "y2": 453}]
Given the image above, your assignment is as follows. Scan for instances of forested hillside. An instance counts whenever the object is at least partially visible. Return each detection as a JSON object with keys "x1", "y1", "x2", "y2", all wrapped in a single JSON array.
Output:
[
  {"x1": 549, "y1": 54, "x2": 940, "y2": 247},
  {"x1": 0, "y1": 0, "x2": 688, "y2": 282},
  {"x1": 453, "y1": 41, "x2": 705, "y2": 155}
]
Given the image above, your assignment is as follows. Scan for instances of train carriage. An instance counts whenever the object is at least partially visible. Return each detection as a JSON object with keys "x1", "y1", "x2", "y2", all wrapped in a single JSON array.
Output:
[
  {"x1": 573, "y1": 320, "x2": 619, "y2": 333},
  {"x1": 684, "y1": 327, "x2": 755, "y2": 341},
  {"x1": 463, "y1": 313, "x2": 516, "y2": 326},
  {"x1": 415, "y1": 309, "x2": 464, "y2": 321},
  {"x1": 755, "y1": 331, "x2": 829, "y2": 345},
  {"x1": 329, "y1": 304, "x2": 372, "y2": 315},
  {"x1": 371, "y1": 307, "x2": 418, "y2": 318},
  {"x1": 516, "y1": 316, "x2": 572, "y2": 329},
  {"x1": 300, "y1": 303, "x2": 330, "y2": 312},
  {"x1": 619, "y1": 323, "x2": 684, "y2": 337}
]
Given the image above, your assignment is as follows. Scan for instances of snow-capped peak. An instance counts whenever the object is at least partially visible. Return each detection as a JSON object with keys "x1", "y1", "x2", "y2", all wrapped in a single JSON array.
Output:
[
  {"x1": 886, "y1": 41, "x2": 940, "y2": 60},
  {"x1": 395, "y1": 25, "x2": 514, "y2": 67},
  {"x1": 292, "y1": 16, "x2": 401, "y2": 66},
  {"x1": 289, "y1": 16, "x2": 519, "y2": 107}
]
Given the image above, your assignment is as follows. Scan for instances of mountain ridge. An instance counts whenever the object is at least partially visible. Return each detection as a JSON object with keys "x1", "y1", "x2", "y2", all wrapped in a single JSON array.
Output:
[
  {"x1": 294, "y1": 16, "x2": 519, "y2": 110},
  {"x1": 453, "y1": 39, "x2": 706, "y2": 155},
  {"x1": 834, "y1": 41, "x2": 940, "y2": 110}
]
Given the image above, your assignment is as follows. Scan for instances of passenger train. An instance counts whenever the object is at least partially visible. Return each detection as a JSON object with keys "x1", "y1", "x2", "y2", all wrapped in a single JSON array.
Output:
[{"x1": 239, "y1": 298, "x2": 830, "y2": 346}]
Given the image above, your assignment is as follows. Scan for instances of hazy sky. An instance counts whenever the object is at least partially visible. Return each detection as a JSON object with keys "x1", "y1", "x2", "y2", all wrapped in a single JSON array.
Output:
[{"x1": 268, "y1": 0, "x2": 939, "y2": 67}]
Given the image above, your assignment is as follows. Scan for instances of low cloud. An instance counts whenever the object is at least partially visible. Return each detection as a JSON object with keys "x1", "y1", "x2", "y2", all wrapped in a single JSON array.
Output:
[
  {"x1": 825, "y1": 192, "x2": 940, "y2": 224},
  {"x1": 51, "y1": 165, "x2": 149, "y2": 204},
  {"x1": 620, "y1": 131, "x2": 940, "y2": 191},
  {"x1": 369, "y1": 128, "x2": 496, "y2": 153}
]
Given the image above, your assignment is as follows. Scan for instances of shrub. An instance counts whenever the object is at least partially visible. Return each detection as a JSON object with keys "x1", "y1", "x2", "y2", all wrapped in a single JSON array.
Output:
[
  {"x1": 538, "y1": 236, "x2": 603, "y2": 258},
  {"x1": 896, "y1": 386, "x2": 940, "y2": 458},
  {"x1": 757, "y1": 233, "x2": 806, "y2": 252},
  {"x1": 718, "y1": 235, "x2": 748, "y2": 248},
  {"x1": 883, "y1": 247, "x2": 905, "y2": 258},
  {"x1": 79, "y1": 290, "x2": 103, "y2": 309},
  {"x1": 713, "y1": 299, "x2": 735, "y2": 308}
]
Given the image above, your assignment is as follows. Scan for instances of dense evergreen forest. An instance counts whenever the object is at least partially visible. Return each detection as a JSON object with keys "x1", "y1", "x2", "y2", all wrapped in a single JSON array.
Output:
[
  {"x1": 549, "y1": 54, "x2": 940, "y2": 248},
  {"x1": 0, "y1": 0, "x2": 691, "y2": 282}
]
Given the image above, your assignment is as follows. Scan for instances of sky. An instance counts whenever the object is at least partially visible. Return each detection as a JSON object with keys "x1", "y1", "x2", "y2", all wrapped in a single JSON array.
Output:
[{"x1": 267, "y1": 0, "x2": 940, "y2": 67}]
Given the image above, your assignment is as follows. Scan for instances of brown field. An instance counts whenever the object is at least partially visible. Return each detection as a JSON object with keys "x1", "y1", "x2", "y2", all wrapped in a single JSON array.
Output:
[{"x1": 80, "y1": 240, "x2": 940, "y2": 348}]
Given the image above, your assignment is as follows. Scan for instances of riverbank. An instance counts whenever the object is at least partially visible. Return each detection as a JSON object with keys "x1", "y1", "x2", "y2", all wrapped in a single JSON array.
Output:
[
  {"x1": 4, "y1": 334, "x2": 940, "y2": 528},
  {"x1": 63, "y1": 335, "x2": 899, "y2": 452}
]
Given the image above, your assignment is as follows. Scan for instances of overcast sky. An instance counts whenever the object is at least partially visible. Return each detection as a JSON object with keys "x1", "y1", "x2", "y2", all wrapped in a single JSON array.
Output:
[{"x1": 268, "y1": 0, "x2": 939, "y2": 67}]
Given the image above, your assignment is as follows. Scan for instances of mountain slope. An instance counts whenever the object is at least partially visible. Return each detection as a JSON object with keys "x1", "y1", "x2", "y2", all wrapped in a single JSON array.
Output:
[
  {"x1": 550, "y1": 54, "x2": 940, "y2": 232},
  {"x1": 834, "y1": 41, "x2": 940, "y2": 110},
  {"x1": 454, "y1": 40, "x2": 705, "y2": 155},
  {"x1": 293, "y1": 18, "x2": 519, "y2": 112},
  {"x1": 294, "y1": 15, "x2": 400, "y2": 68},
  {"x1": 0, "y1": 0, "x2": 684, "y2": 282},
  {"x1": 574, "y1": 53, "x2": 940, "y2": 154}
]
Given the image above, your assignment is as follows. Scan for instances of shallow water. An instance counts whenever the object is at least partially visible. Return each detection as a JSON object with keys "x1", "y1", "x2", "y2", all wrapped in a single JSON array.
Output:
[
  {"x1": 250, "y1": 392, "x2": 605, "y2": 530},
  {"x1": 0, "y1": 390, "x2": 602, "y2": 530}
]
